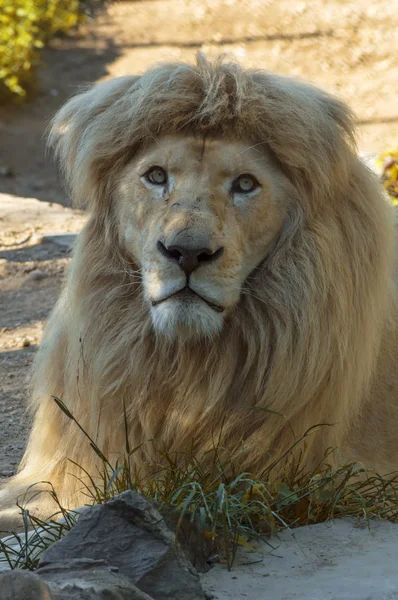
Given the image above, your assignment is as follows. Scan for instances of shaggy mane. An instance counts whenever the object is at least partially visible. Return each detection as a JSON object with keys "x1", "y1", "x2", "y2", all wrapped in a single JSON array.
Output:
[{"x1": 0, "y1": 53, "x2": 395, "y2": 517}]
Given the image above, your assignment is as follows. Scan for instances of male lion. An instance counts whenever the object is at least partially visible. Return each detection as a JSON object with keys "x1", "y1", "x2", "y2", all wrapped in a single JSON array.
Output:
[{"x1": 1, "y1": 54, "x2": 397, "y2": 524}]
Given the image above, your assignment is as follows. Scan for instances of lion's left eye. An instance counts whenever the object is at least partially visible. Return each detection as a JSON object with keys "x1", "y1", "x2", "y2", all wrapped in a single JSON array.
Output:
[{"x1": 232, "y1": 174, "x2": 259, "y2": 194}]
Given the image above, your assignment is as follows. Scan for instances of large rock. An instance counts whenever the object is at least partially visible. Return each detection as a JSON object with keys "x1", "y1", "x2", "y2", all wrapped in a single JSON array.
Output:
[
  {"x1": 38, "y1": 558, "x2": 153, "y2": 599},
  {"x1": 40, "y1": 490, "x2": 206, "y2": 600},
  {"x1": 0, "y1": 570, "x2": 54, "y2": 600},
  {"x1": 201, "y1": 518, "x2": 398, "y2": 600},
  {"x1": 0, "y1": 560, "x2": 152, "y2": 600}
]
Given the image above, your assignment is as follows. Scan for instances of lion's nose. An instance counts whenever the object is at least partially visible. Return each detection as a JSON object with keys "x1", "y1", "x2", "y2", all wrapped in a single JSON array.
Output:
[{"x1": 157, "y1": 241, "x2": 224, "y2": 274}]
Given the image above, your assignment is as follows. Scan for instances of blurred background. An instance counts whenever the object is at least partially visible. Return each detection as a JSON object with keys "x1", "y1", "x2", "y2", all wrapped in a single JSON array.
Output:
[{"x1": 0, "y1": 0, "x2": 397, "y2": 476}]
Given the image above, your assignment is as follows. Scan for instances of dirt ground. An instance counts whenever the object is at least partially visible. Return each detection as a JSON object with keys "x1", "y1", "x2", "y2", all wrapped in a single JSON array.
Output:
[
  {"x1": 0, "y1": 197, "x2": 86, "y2": 476},
  {"x1": 0, "y1": 0, "x2": 397, "y2": 478}
]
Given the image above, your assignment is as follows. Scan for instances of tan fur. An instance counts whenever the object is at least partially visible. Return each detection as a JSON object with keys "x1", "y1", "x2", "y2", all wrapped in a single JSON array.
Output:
[{"x1": 1, "y1": 54, "x2": 397, "y2": 522}]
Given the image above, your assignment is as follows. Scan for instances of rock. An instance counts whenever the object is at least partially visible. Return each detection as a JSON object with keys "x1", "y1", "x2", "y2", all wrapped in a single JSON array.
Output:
[
  {"x1": 32, "y1": 234, "x2": 45, "y2": 245},
  {"x1": 0, "y1": 570, "x2": 54, "y2": 600},
  {"x1": 0, "y1": 471, "x2": 13, "y2": 478},
  {"x1": 201, "y1": 518, "x2": 398, "y2": 600},
  {"x1": 27, "y1": 269, "x2": 48, "y2": 281},
  {"x1": 0, "y1": 559, "x2": 154, "y2": 599},
  {"x1": 21, "y1": 339, "x2": 30, "y2": 348},
  {"x1": 360, "y1": 152, "x2": 382, "y2": 175},
  {"x1": 38, "y1": 558, "x2": 154, "y2": 599},
  {"x1": 41, "y1": 490, "x2": 206, "y2": 600}
]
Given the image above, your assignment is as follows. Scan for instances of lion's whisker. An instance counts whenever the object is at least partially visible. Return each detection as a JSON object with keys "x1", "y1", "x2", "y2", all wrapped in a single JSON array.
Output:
[
  {"x1": 236, "y1": 141, "x2": 268, "y2": 157},
  {"x1": 111, "y1": 282, "x2": 141, "y2": 295},
  {"x1": 241, "y1": 289, "x2": 269, "y2": 306}
]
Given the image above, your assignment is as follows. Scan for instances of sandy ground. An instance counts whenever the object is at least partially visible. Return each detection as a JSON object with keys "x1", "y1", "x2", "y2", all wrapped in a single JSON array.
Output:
[
  {"x1": 0, "y1": 0, "x2": 397, "y2": 482},
  {"x1": 200, "y1": 518, "x2": 398, "y2": 599}
]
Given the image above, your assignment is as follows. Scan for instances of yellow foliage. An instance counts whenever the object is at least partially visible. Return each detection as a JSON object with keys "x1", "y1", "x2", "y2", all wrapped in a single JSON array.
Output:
[
  {"x1": 377, "y1": 149, "x2": 398, "y2": 205},
  {"x1": 0, "y1": 0, "x2": 82, "y2": 98}
]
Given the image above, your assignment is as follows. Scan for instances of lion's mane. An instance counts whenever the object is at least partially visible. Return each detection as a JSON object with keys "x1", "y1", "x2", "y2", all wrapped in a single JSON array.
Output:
[{"x1": 0, "y1": 54, "x2": 395, "y2": 512}]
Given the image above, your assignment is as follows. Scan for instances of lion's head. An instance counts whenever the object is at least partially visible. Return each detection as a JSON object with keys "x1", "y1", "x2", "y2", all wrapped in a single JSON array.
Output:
[{"x1": 113, "y1": 133, "x2": 292, "y2": 338}]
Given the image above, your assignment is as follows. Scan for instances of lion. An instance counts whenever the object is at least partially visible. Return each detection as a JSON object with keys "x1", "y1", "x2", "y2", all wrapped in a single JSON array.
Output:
[{"x1": 1, "y1": 53, "x2": 397, "y2": 527}]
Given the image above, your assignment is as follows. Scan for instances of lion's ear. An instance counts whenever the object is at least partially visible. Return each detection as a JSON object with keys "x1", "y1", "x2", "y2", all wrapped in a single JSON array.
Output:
[
  {"x1": 317, "y1": 92, "x2": 356, "y2": 144},
  {"x1": 48, "y1": 76, "x2": 140, "y2": 210},
  {"x1": 309, "y1": 88, "x2": 357, "y2": 194},
  {"x1": 252, "y1": 72, "x2": 358, "y2": 203}
]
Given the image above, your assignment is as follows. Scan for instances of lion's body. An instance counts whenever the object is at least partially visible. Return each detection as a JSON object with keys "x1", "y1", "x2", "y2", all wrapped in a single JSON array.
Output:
[
  {"x1": 345, "y1": 292, "x2": 398, "y2": 470},
  {"x1": 1, "y1": 54, "x2": 397, "y2": 523}
]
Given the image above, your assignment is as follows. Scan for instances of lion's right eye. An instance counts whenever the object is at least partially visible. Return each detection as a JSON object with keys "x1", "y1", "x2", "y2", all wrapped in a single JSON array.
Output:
[
  {"x1": 145, "y1": 167, "x2": 168, "y2": 186},
  {"x1": 232, "y1": 174, "x2": 259, "y2": 194}
]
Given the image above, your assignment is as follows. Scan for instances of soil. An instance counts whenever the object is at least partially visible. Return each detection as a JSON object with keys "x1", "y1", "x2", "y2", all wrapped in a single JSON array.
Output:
[
  {"x1": 0, "y1": 0, "x2": 397, "y2": 479},
  {"x1": 0, "y1": 197, "x2": 86, "y2": 477}
]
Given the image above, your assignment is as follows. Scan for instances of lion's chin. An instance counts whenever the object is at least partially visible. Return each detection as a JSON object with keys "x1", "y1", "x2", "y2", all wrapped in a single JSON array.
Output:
[{"x1": 150, "y1": 296, "x2": 225, "y2": 341}]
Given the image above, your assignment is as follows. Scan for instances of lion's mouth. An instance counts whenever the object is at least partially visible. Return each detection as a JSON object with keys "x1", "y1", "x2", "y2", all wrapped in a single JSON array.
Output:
[{"x1": 151, "y1": 287, "x2": 225, "y2": 313}]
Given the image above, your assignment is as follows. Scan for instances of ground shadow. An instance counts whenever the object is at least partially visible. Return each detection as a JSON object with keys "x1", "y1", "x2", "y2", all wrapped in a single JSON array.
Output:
[
  {"x1": 0, "y1": 345, "x2": 39, "y2": 362},
  {"x1": 120, "y1": 28, "x2": 336, "y2": 49},
  {"x1": 0, "y1": 236, "x2": 76, "y2": 264},
  {"x1": 0, "y1": 284, "x2": 56, "y2": 327},
  {"x1": 358, "y1": 116, "x2": 398, "y2": 125},
  {"x1": 0, "y1": 35, "x2": 121, "y2": 207}
]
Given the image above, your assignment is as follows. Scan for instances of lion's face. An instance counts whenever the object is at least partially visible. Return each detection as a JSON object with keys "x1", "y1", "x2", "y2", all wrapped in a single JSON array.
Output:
[{"x1": 115, "y1": 134, "x2": 291, "y2": 338}]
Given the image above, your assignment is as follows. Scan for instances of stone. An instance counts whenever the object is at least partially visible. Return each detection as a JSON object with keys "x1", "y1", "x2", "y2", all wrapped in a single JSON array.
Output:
[
  {"x1": 0, "y1": 471, "x2": 13, "y2": 478},
  {"x1": 38, "y1": 558, "x2": 154, "y2": 600},
  {"x1": 0, "y1": 559, "x2": 154, "y2": 600},
  {"x1": 360, "y1": 152, "x2": 381, "y2": 175},
  {"x1": 27, "y1": 269, "x2": 48, "y2": 281},
  {"x1": 200, "y1": 518, "x2": 398, "y2": 600},
  {"x1": 0, "y1": 570, "x2": 54, "y2": 600},
  {"x1": 41, "y1": 490, "x2": 206, "y2": 600},
  {"x1": 32, "y1": 234, "x2": 45, "y2": 245}
]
